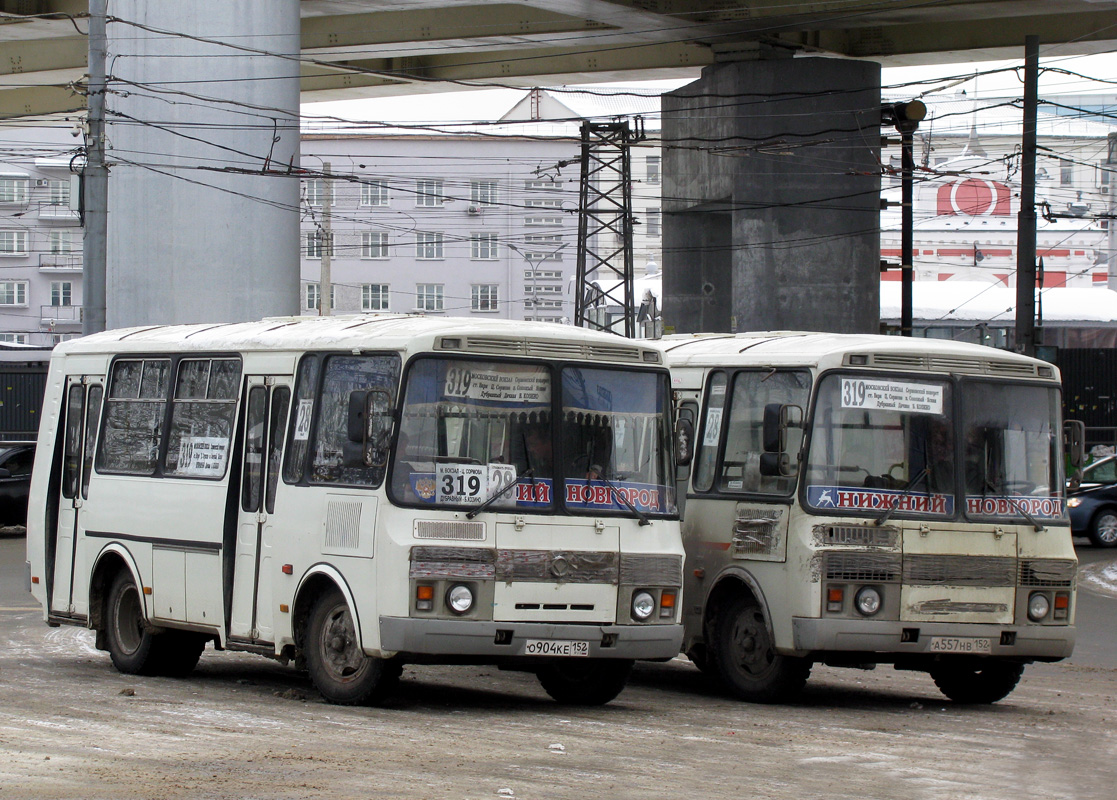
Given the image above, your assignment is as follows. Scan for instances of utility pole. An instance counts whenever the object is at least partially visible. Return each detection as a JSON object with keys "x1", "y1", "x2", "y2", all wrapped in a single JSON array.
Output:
[
  {"x1": 82, "y1": 0, "x2": 108, "y2": 336},
  {"x1": 319, "y1": 163, "x2": 332, "y2": 316},
  {"x1": 882, "y1": 100, "x2": 926, "y2": 336},
  {"x1": 1107, "y1": 133, "x2": 1117, "y2": 291},
  {"x1": 1015, "y1": 35, "x2": 1039, "y2": 357}
]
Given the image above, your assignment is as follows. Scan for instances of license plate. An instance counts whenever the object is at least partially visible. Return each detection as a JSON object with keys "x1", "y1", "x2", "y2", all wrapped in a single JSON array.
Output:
[
  {"x1": 928, "y1": 636, "x2": 992, "y2": 654},
  {"x1": 522, "y1": 639, "x2": 590, "y2": 657}
]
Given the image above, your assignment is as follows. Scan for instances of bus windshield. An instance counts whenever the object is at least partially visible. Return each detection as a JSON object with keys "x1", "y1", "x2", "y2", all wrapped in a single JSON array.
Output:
[
  {"x1": 804, "y1": 374, "x2": 955, "y2": 518},
  {"x1": 961, "y1": 380, "x2": 1063, "y2": 521},
  {"x1": 803, "y1": 374, "x2": 1063, "y2": 522},
  {"x1": 390, "y1": 358, "x2": 675, "y2": 517}
]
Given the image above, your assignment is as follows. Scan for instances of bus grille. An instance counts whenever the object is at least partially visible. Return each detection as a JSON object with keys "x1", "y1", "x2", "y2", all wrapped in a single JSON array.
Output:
[
  {"x1": 824, "y1": 552, "x2": 902, "y2": 582},
  {"x1": 732, "y1": 509, "x2": 783, "y2": 556},
  {"x1": 413, "y1": 519, "x2": 486, "y2": 541},
  {"x1": 1018, "y1": 559, "x2": 1077, "y2": 588},
  {"x1": 496, "y1": 550, "x2": 619, "y2": 583},
  {"x1": 904, "y1": 554, "x2": 1015, "y2": 586},
  {"x1": 814, "y1": 524, "x2": 898, "y2": 548},
  {"x1": 859, "y1": 352, "x2": 1042, "y2": 378},
  {"x1": 619, "y1": 554, "x2": 682, "y2": 586},
  {"x1": 461, "y1": 336, "x2": 647, "y2": 363}
]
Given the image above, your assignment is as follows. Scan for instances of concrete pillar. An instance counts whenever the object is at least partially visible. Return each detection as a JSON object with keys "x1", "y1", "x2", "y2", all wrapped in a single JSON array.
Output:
[
  {"x1": 662, "y1": 58, "x2": 881, "y2": 334},
  {"x1": 106, "y1": 1, "x2": 301, "y2": 328}
]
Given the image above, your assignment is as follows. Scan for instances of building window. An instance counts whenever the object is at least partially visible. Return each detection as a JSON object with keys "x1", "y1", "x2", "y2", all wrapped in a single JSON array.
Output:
[
  {"x1": 471, "y1": 232, "x2": 498, "y2": 260},
  {"x1": 524, "y1": 269, "x2": 563, "y2": 280},
  {"x1": 304, "y1": 231, "x2": 334, "y2": 258},
  {"x1": 51, "y1": 281, "x2": 72, "y2": 307},
  {"x1": 471, "y1": 180, "x2": 498, "y2": 206},
  {"x1": 360, "y1": 179, "x2": 389, "y2": 206},
  {"x1": 525, "y1": 179, "x2": 560, "y2": 190},
  {"x1": 1060, "y1": 160, "x2": 1074, "y2": 186},
  {"x1": 0, "y1": 333, "x2": 27, "y2": 344},
  {"x1": 362, "y1": 231, "x2": 388, "y2": 259},
  {"x1": 526, "y1": 284, "x2": 562, "y2": 295},
  {"x1": 0, "y1": 230, "x2": 28, "y2": 256},
  {"x1": 305, "y1": 283, "x2": 335, "y2": 311},
  {"x1": 524, "y1": 234, "x2": 564, "y2": 260},
  {"x1": 49, "y1": 229, "x2": 73, "y2": 254},
  {"x1": 525, "y1": 215, "x2": 563, "y2": 226},
  {"x1": 304, "y1": 178, "x2": 335, "y2": 207},
  {"x1": 0, "y1": 176, "x2": 28, "y2": 204},
  {"x1": 526, "y1": 199, "x2": 563, "y2": 209},
  {"x1": 646, "y1": 156, "x2": 660, "y2": 185},
  {"x1": 362, "y1": 283, "x2": 390, "y2": 311},
  {"x1": 471, "y1": 284, "x2": 499, "y2": 312},
  {"x1": 646, "y1": 208, "x2": 661, "y2": 237},
  {"x1": 0, "y1": 281, "x2": 28, "y2": 306},
  {"x1": 47, "y1": 179, "x2": 69, "y2": 206},
  {"x1": 415, "y1": 284, "x2": 444, "y2": 311},
  {"x1": 415, "y1": 179, "x2": 444, "y2": 207},
  {"x1": 416, "y1": 232, "x2": 444, "y2": 260}
]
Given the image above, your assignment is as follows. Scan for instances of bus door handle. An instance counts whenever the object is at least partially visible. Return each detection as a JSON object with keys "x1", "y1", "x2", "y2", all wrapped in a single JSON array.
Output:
[
  {"x1": 256, "y1": 511, "x2": 267, "y2": 525},
  {"x1": 73, "y1": 497, "x2": 83, "y2": 510}
]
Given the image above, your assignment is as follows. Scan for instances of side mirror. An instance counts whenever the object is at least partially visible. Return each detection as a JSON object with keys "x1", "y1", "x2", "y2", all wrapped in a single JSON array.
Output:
[
  {"x1": 0, "y1": 467, "x2": 11, "y2": 479},
  {"x1": 1064, "y1": 419, "x2": 1086, "y2": 488},
  {"x1": 364, "y1": 390, "x2": 394, "y2": 468},
  {"x1": 675, "y1": 416, "x2": 694, "y2": 468},
  {"x1": 760, "y1": 403, "x2": 803, "y2": 477}
]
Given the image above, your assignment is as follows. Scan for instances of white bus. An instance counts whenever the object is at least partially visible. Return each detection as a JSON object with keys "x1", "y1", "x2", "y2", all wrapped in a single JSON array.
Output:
[
  {"x1": 26, "y1": 315, "x2": 684, "y2": 706},
  {"x1": 666, "y1": 332, "x2": 1078, "y2": 704}
]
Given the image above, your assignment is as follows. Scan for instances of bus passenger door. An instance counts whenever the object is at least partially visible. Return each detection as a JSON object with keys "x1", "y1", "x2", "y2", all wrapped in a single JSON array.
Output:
[
  {"x1": 229, "y1": 379, "x2": 290, "y2": 643},
  {"x1": 51, "y1": 377, "x2": 103, "y2": 617}
]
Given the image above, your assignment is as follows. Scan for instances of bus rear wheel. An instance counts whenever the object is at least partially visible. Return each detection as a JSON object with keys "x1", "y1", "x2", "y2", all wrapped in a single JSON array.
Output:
[
  {"x1": 929, "y1": 661, "x2": 1025, "y2": 704},
  {"x1": 105, "y1": 571, "x2": 207, "y2": 677},
  {"x1": 536, "y1": 659, "x2": 633, "y2": 705},
  {"x1": 305, "y1": 588, "x2": 398, "y2": 705},
  {"x1": 710, "y1": 594, "x2": 810, "y2": 703}
]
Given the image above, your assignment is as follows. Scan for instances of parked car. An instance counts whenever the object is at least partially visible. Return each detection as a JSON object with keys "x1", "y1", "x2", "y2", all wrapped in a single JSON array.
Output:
[
  {"x1": 1067, "y1": 455, "x2": 1117, "y2": 547},
  {"x1": 0, "y1": 441, "x2": 35, "y2": 527}
]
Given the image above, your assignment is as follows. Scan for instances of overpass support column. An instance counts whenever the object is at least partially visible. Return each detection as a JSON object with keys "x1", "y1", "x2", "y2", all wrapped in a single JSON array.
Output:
[
  {"x1": 662, "y1": 58, "x2": 882, "y2": 334},
  {"x1": 105, "y1": 1, "x2": 301, "y2": 327}
]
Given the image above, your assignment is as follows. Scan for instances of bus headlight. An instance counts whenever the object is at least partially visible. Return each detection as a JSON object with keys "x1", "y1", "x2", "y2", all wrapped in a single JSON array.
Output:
[
  {"x1": 631, "y1": 591, "x2": 656, "y2": 621},
  {"x1": 854, "y1": 586, "x2": 882, "y2": 617},
  {"x1": 1028, "y1": 592, "x2": 1051, "y2": 621},
  {"x1": 446, "y1": 584, "x2": 474, "y2": 615}
]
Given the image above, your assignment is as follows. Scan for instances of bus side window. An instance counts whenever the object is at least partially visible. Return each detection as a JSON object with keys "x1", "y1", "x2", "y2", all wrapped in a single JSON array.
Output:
[
  {"x1": 62, "y1": 384, "x2": 84, "y2": 499},
  {"x1": 693, "y1": 372, "x2": 727, "y2": 492},
  {"x1": 81, "y1": 385, "x2": 103, "y2": 499},
  {"x1": 265, "y1": 387, "x2": 290, "y2": 514},
  {"x1": 284, "y1": 355, "x2": 319, "y2": 484},
  {"x1": 97, "y1": 358, "x2": 171, "y2": 475}
]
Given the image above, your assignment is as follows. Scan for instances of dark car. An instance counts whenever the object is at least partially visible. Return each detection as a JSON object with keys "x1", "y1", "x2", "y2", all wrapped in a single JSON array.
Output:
[
  {"x1": 0, "y1": 441, "x2": 35, "y2": 527},
  {"x1": 1067, "y1": 455, "x2": 1117, "y2": 547}
]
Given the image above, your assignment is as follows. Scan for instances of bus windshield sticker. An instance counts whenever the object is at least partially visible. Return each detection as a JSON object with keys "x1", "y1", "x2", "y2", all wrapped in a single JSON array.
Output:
[
  {"x1": 565, "y1": 479, "x2": 667, "y2": 513},
  {"x1": 294, "y1": 399, "x2": 313, "y2": 441},
  {"x1": 435, "y1": 463, "x2": 522, "y2": 506},
  {"x1": 840, "y1": 378, "x2": 943, "y2": 415},
  {"x1": 179, "y1": 436, "x2": 229, "y2": 477},
  {"x1": 807, "y1": 485, "x2": 953, "y2": 515},
  {"x1": 965, "y1": 496, "x2": 1063, "y2": 518},
  {"x1": 442, "y1": 365, "x2": 550, "y2": 404},
  {"x1": 703, "y1": 408, "x2": 723, "y2": 446}
]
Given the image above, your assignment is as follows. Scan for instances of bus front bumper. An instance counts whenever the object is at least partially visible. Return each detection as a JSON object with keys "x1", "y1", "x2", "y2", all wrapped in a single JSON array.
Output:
[
  {"x1": 791, "y1": 617, "x2": 1075, "y2": 660},
  {"x1": 380, "y1": 616, "x2": 683, "y2": 660}
]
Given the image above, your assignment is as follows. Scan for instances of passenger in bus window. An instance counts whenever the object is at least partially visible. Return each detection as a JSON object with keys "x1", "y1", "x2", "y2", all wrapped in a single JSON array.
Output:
[{"x1": 925, "y1": 418, "x2": 955, "y2": 493}]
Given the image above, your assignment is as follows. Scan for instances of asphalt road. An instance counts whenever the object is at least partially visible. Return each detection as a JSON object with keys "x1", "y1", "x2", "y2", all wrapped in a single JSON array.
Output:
[{"x1": 1, "y1": 531, "x2": 1114, "y2": 800}]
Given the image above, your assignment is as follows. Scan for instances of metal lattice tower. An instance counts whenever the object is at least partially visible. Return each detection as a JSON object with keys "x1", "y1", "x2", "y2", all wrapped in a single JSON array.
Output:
[{"x1": 574, "y1": 119, "x2": 642, "y2": 337}]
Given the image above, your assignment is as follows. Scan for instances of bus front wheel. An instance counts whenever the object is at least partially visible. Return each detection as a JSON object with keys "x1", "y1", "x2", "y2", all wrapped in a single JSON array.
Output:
[
  {"x1": 536, "y1": 659, "x2": 633, "y2": 705},
  {"x1": 710, "y1": 594, "x2": 810, "y2": 703},
  {"x1": 305, "y1": 588, "x2": 399, "y2": 705},
  {"x1": 105, "y1": 570, "x2": 160, "y2": 675},
  {"x1": 929, "y1": 661, "x2": 1024, "y2": 704}
]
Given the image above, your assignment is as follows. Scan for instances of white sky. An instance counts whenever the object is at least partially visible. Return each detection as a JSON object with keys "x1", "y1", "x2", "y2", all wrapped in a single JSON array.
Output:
[{"x1": 302, "y1": 52, "x2": 1117, "y2": 124}]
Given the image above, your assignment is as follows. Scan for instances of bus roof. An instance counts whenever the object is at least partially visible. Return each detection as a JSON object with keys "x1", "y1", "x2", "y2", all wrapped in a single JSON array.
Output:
[
  {"x1": 661, "y1": 331, "x2": 1058, "y2": 381},
  {"x1": 52, "y1": 314, "x2": 665, "y2": 366}
]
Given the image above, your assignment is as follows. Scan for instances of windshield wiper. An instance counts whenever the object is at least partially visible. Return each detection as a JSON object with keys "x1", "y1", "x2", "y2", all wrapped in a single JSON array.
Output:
[
  {"x1": 981, "y1": 479, "x2": 1046, "y2": 532},
  {"x1": 588, "y1": 469, "x2": 651, "y2": 527},
  {"x1": 875, "y1": 467, "x2": 929, "y2": 526},
  {"x1": 467, "y1": 470, "x2": 532, "y2": 519}
]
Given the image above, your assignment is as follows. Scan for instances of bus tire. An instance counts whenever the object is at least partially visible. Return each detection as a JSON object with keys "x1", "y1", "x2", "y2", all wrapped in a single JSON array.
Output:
[
  {"x1": 104, "y1": 570, "x2": 162, "y2": 676},
  {"x1": 710, "y1": 594, "x2": 810, "y2": 703},
  {"x1": 536, "y1": 659, "x2": 633, "y2": 705},
  {"x1": 929, "y1": 661, "x2": 1025, "y2": 704},
  {"x1": 305, "y1": 588, "x2": 397, "y2": 705}
]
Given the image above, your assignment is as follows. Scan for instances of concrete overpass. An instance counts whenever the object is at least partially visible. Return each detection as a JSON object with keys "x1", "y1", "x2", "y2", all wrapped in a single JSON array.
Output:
[{"x1": 2, "y1": 1, "x2": 1117, "y2": 119}]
